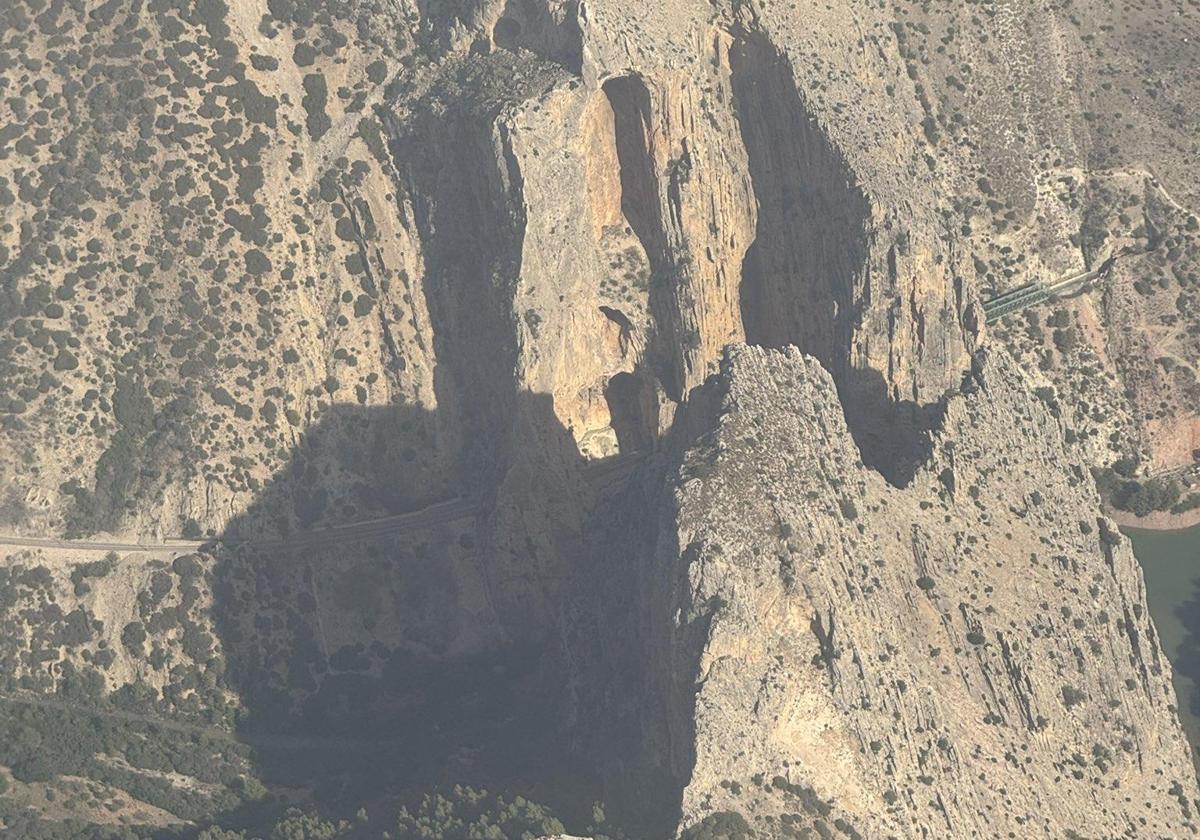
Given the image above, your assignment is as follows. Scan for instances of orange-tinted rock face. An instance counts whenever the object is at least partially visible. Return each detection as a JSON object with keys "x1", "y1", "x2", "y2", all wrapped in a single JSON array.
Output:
[{"x1": 3, "y1": 0, "x2": 1198, "y2": 834}]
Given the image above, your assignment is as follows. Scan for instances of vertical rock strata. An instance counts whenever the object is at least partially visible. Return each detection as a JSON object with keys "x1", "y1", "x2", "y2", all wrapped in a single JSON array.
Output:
[
  {"x1": 3, "y1": 0, "x2": 1198, "y2": 835},
  {"x1": 644, "y1": 344, "x2": 1197, "y2": 837},
  {"x1": 359, "y1": 6, "x2": 985, "y2": 678},
  {"x1": 375, "y1": 0, "x2": 978, "y2": 510}
]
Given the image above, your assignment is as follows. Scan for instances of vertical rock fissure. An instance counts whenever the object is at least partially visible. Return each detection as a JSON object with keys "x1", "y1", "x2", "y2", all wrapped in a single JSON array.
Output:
[
  {"x1": 605, "y1": 75, "x2": 665, "y2": 269},
  {"x1": 729, "y1": 27, "x2": 867, "y2": 373},
  {"x1": 729, "y1": 28, "x2": 940, "y2": 486},
  {"x1": 385, "y1": 98, "x2": 526, "y2": 498},
  {"x1": 602, "y1": 74, "x2": 691, "y2": 401}
]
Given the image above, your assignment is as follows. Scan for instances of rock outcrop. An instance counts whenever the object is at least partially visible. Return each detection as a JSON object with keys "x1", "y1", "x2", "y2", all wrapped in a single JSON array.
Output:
[
  {"x1": 600, "y1": 343, "x2": 1199, "y2": 837},
  {"x1": 2, "y1": 0, "x2": 1198, "y2": 835}
]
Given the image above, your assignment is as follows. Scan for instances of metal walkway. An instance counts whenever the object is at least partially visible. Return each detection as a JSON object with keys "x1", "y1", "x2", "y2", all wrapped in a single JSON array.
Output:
[{"x1": 983, "y1": 281, "x2": 1049, "y2": 322}]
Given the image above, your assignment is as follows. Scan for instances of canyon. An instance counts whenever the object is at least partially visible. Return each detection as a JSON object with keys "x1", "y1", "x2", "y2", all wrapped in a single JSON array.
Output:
[{"x1": 0, "y1": 0, "x2": 1198, "y2": 835}]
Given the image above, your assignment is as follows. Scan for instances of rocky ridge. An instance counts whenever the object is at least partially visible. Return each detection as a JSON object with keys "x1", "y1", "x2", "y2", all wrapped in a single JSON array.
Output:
[
  {"x1": 0, "y1": 0, "x2": 1198, "y2": 835},
  {"x1": 611, "y1": 343, "x2": 1199, "y2": 837}
]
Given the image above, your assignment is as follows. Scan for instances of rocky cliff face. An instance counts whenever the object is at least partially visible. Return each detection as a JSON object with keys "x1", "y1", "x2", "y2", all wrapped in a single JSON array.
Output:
[
  {"x1": 1, "y1": 0, "x2": 1198, "y2": 834},
  {"x1": 596, "y1": 343, "x2": 1199, "y2": 837},
  {"x1": 0, "y1": 0, "x2": 977, "y2": 538}
]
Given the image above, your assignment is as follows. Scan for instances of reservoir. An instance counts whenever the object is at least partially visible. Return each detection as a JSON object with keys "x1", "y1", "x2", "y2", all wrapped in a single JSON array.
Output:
[{"x1": 1127, "y1": 523, "x2": 1200, "y2": 764}]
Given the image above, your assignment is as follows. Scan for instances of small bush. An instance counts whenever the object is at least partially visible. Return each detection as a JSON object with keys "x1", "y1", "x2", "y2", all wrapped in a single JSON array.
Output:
[
  {"x1": 53, "y1": 350, "x2": 79, "y2": 371},
  {"x1": 682, "y1": 811, "x2": 755, "y2": 840},
  {"x1": 1061, "y1": 685, "x2": 1086, "y2": 709},
  {"x1": 302, "y1": 73, "x2": 331, "y2": 140}
]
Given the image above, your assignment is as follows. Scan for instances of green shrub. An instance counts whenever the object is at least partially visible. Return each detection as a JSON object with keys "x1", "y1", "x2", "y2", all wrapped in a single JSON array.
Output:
[
  {"x1": 682, "y1": 811, "x2": 754, "y2": 840},
  {"x1": 394, "y1": 786, "x2": 564, "y2": 840},
  {"x1": 1061, "y1": 685, "x2": 1086, "y2": 708},
  {"x1": 302, "y1": 73, "x2": 330, "y2": 140},
  {"x1": 53, "y1": 350, "x2": 79, "y2": 371},
  {"x1": 244, "y1": 249, "x2": 272, "y2": 275}
]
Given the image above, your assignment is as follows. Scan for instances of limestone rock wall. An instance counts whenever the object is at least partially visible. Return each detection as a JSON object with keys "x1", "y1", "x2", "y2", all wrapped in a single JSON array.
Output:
[
  {"x1": 324, "y1": 0, "x2": 986, "y2": 647},
  {"x1": 3, "y1": 0, "x2": 1198, "y2": 835},
  {"x1": 639, "y1": 344, "x2": 1198, "y2": 837}
]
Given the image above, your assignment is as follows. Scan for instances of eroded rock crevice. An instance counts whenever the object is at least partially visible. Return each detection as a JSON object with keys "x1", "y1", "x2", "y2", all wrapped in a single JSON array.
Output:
[
  {"x1": 601, "y1": 74, "x2": 691, "y2": 404},
  {"x1": 604, "y1": 76, "x2": 666, "y2": 265},
  {"x1": 492, "y1": 0, "x2": 583, "y2": 73},
  {"x1": 604, "y1": 371, "x2": 657, "y2": 453},
  {"x1": 729, "y1": 26, "x2": 939, "y2": 485},
  {"x1": 730, "y1": 29, "x2": 867, "y2": 369}
]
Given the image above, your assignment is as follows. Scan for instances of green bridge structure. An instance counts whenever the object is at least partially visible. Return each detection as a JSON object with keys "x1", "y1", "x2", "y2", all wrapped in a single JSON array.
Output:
[{"x1": 982, "y1": 255, "x2": 1117, "y2": 324}]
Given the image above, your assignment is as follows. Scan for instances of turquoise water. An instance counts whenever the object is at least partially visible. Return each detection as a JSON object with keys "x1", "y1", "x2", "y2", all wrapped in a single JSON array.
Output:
[{"x1": 1126, "y1": 523, "x2": 1200, "y2": 761}]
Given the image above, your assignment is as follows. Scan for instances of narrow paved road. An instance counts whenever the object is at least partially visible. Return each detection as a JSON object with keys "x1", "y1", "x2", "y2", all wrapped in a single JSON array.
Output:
[
  {"x1": 0, "y1": 497, "x2": 479, "y2": 556},
  {"x1": 0, "y1": 454, "x2": 647, "y2": 556}
]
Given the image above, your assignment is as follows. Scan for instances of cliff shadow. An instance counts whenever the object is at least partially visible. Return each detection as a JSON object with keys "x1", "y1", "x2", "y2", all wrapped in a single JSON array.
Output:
[
  {"x1": 1171, "y1": 584, "x2": 1200, "y2": 774},
  {"x1": 730, "y1": 29, "x2": 869, "y2": 365},
  {"x1": 195, "y1": 59, "x2": 709, "y2": 832},
  {"x1": 838, "y1": 367, "x2": 944, "y2": 487},
  {"x1": 383, "y1": 59, "x2": 534, "y2": 498},
  {"x1": 220, "y1": 404, "x2": 453, "y2": 542},
  {"x1": 561, "y1": 376, "x2": 731, "y2": 838},
  {"x1": 605, "y1": 371, "x2": 658, "y2": 453},
  {"x1": 730, "y1": 27, "x2": 937, "y2": 487},
  {"x1": 204, "y1": 394, "x2": 609, "y2": 830},
  {"x1": 188, "y1": 70, "x2": 615, "y2": 827}
]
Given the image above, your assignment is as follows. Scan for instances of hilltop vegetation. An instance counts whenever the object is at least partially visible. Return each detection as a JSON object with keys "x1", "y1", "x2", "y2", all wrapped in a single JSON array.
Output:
[{"x1": 1, "y1": 0, "x2": 1198, "y2": 835}]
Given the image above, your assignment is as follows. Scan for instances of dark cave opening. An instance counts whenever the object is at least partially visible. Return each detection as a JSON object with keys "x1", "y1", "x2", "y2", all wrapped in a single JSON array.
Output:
[
  {"x1": 605, "y1": 371, "x2": 656, "y2": 454},
  {"x1": 603, "y1": 75, "x2": 664, "y2": 263},
  {"x1": 488, "y1": 0, "x2": 583, "y2": 74},
  {"x1": 492, "y1": 16, "x2": 522, "y2": 50}
]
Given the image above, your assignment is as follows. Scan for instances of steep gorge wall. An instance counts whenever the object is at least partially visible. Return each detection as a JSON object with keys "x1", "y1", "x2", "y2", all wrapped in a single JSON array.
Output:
[
  {"x1": 7, "y1": 0, "x2": 1197, "y2": 835},
  {"x1": 393, "y1": 0, "x2": 977, "y2": 482},
  {"x1": 600, "y1": 344, "x2": 1200, "y2": 837},
  {"x1": 362, "y1": 9, "x2": 963, "y2": 663},
  {"x1": 180, "y1": 0, "x2": 1073, "y2": 804},
  {"x1": 731, "y1": 29, "x2": 870, "y2": 367}
]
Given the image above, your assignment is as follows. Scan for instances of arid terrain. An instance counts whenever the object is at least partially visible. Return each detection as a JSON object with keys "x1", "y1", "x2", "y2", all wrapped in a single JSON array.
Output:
[{"x1": 0, "y1": 0, "x2": 1199, "y2": 837}]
